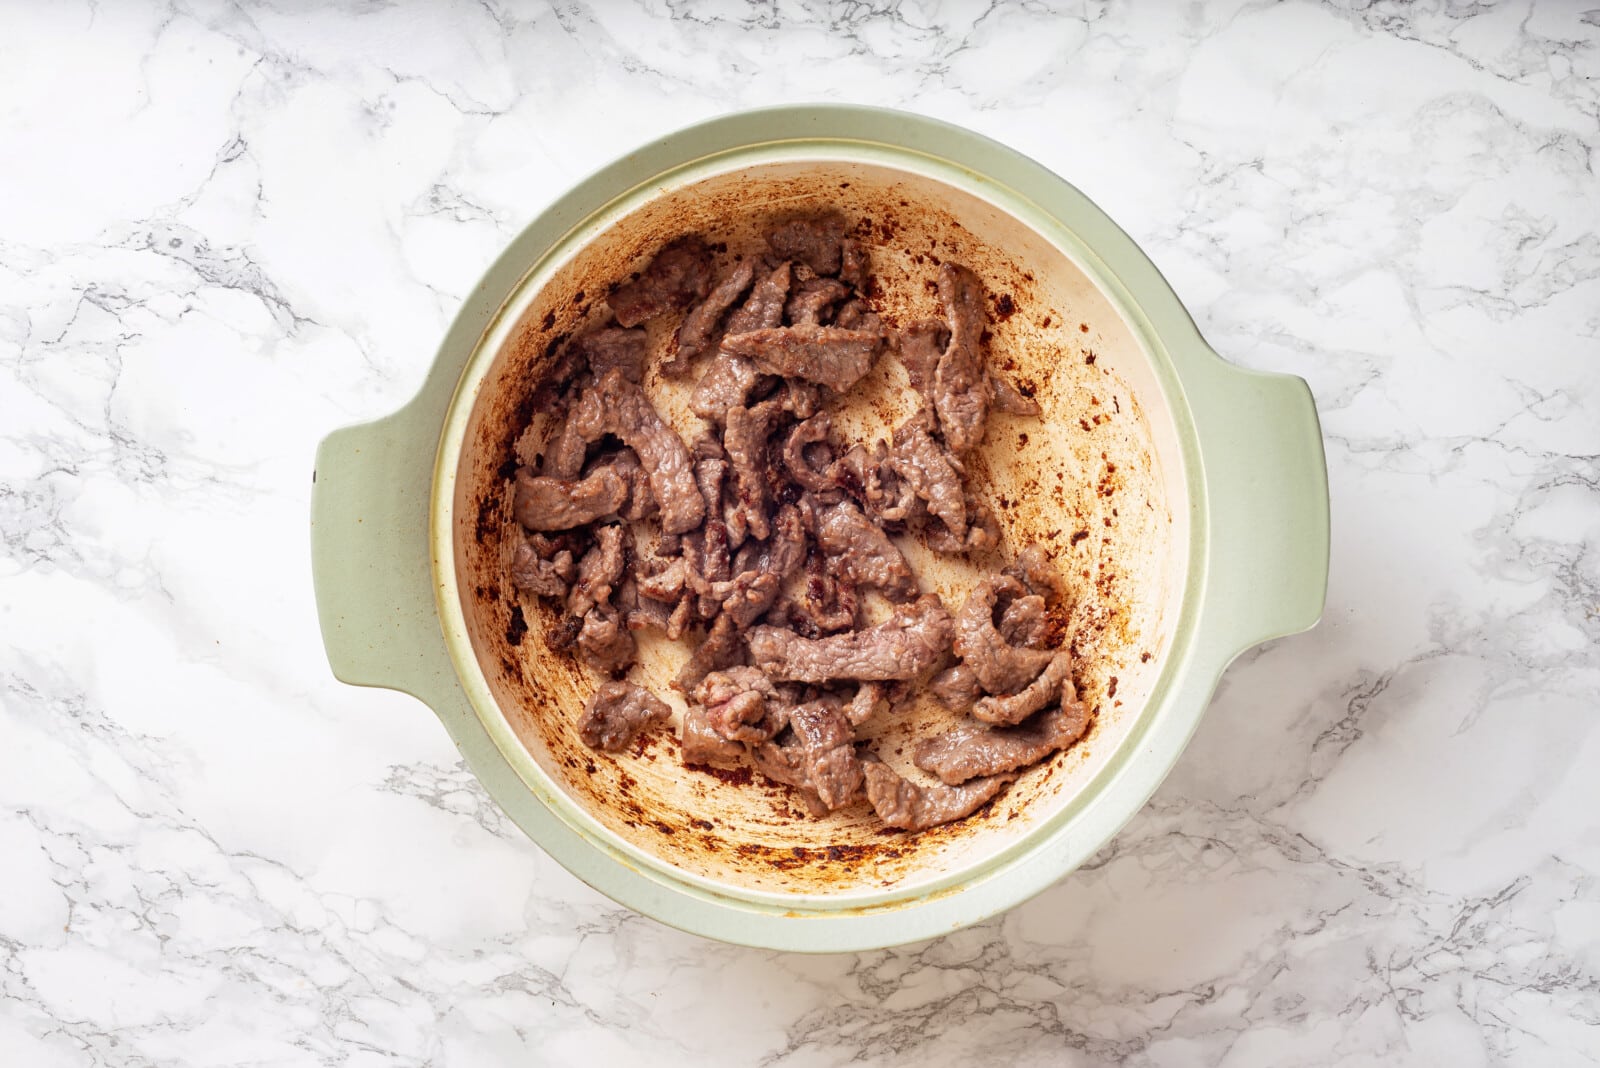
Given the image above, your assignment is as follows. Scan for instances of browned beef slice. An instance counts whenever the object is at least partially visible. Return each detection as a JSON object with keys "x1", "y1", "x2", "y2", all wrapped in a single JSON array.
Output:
[
  {"x1": 933, "y1": 263, "x2": 991, "y2": 455},
  {"x1": 914, "y1": 697, "x2": 1089, "y2": 784},
  {"x1": 953, "y1": 575, "x2": 1056, "y2": 694},
  {"x1": 510, "y1": 537, "x2": 577, "y2": 598},
  {"x1": 681, "y1": 702, "x2": 746, "y2": 767},
  {"x1": 513, "y1": 467, "x2": 628, "y2": 532},
  {"x1": 1004, "y1": 545, "x2": 1061, "y2": 603},
  {"x1": 812, "y1": 496, "x2": 917, "y2": 601},
  {"x1": 860, "y1": 757, "x2": 1015, "y2": 831},
  {"x1": 674, "y1": 611, "x2": 742, "y2": 692},
  {"x1": 569, "y1": 369, "x2": 703, "y2": 534},
  {"x1": 724, "y1": 399, "x2": 785, "y2": 541},
  {"x1": 671, "y1": 259, "x2": 757, "y2": 373},
  {"x1": 721, "y1": 323, "x2": 881, "y2": 392},
  {"x1": 784, "y1": 548, "x2": 858, "y2": 636},
  {"x1": 725, "y1": 259, "x2": 792, "y2": 335},
  {"x1": 888, "y1": 417, "x2": 966, "y2": 538},
  {"x1": 609, "y1": 236, "x2": 713, "y2": 327},
  {"x1": 579, "y1": 681, "x2": 670, "y2": 752},
  {"x1": 752, "y1": 700, "x2": 862, "y2": 812},
  {"x1": 691, "y1": 260, "x2": 793, "y2": 422},
  {"x1": 568, "y1": 525, "x2": 627, "y2": 618},
  {"x1": 694, "y1": 666, "x2": 790, "y2": 744},
  {"x1": 833, "y1": 299, "x2": 881, "y2": 334},
  {"x1": 578, "y1": 606, "x2": 634, "y2": 674},
  {"x1": 544, "y1": 413, "x2": 591, "y2": 480},
  {"x1": 786, "y1": 277, "x2": 851, "y2": 326},
  {"x1": 766, "y1": 213, "x2": 846, "y2": 276},
  {"x1": 834, "y1": 440, "x2": 918, "y2": 524},
  {"x1": 930, "y1": 663, "x2": 981, "y2": 711},
  {"x1": 839, "y1": 238, "x2": 869, "y2": 291},
  {"x1": 973, "y1": 650, "x2": 1074, "y2": 726},
  {"x1": 747, "y1": 594, "x2": 952, "y2": 683},
  {"x1": 782, "y1": 413, "x2": 837, "y2": 494},
  {"x1": 999, "y1": 594, "x2": 1049, "y2": 649},
  {"x1": 569, "y1": 327, "x2": 649, "y2": 384},
  {"x1": 712, "y1": 502, "x2": 805, "y2": 630},
  {"x1": 897, "y1": 319, "x2": 948, "y2": 403},
  {"x1": 921, "y1": 489, "x2": 1000, "y2": 555},
  {"x1": 846, "y1": 681, "x2": 889, "y2": 726},
  {"x1": 990, "y1": 371, "x2": 1039, "y2": 416},
  {"x1": 599, "y1": 448, "x2": 655, "y2": 522}
]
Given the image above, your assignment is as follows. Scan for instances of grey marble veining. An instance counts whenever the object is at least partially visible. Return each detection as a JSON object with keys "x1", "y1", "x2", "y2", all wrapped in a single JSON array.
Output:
[{"x1": 2, "y1": 1, "x2": 1597, "y2": 1064}]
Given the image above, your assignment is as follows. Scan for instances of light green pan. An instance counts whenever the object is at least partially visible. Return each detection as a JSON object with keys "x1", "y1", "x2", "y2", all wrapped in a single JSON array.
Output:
[{"x1": 310, "y1": 106, "x2": 1329, "y2": 952}]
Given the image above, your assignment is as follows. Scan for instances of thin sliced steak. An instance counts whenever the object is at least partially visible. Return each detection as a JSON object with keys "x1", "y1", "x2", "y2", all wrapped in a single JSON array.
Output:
[
  {"x1": 609, "y1": 236, "x2": 713, "y2": 327},
  {"x1": 1004, "y1": 545, "x2": 1062, "y2": 603},
  {"x1": 513, "y1": 466, "x2": 627, "y2": 532},
  {"x1": 674, "y1": 611, "x2": 742, "y2": 692},
  {"x1": 999, "y1": 594, "x2": 1049, "y2": 649},
  {"x1": 577, "y1": 605, "x2": 634, "y2": 674},
  {"x1": 811, "y1": 496, "x2": 917, "y2": 601},
  {"x1": 860, "y1": 757, "x2": 1015, "y2": 832},
  {"x1": 888, "y1": 417, "x2": 966, "y2": 538},
  {"x1": 570, "y1": 326, "x2": 649, "y2": 385},
  {"x1": 681, "y1": 703, "x2": 746, "y2": 767},
  {"x1": 897, "y1": 319, "x2": 947, "y2": 406},
  {"x1": 722, "y1": 323, "x2": 881, "y2": 392},
  {"x1": 579, "y1": 681, "x2": 670, "y2": 752},
  {"x1": 786, "y1": 277, "x2": 850, "y2": 326},
  {"x1": 693, "y1": 666, "x2": 790, "y2": 744},
  {"x1": 766, "y1": 213, "x2": 846, "y2": 276},
  {"x1": 752, "y1": 700, "x2": 862, "y2": 813},
  {"x1": 747, "y1": 594, "x2": 952, "y2": 683},
  {"x1": 930, "y1": 663, "x2": 981, "y2": 712},
  {"x1": 953, "y1": 575, "x2": 1056, "y2": 694},
  {"x1": 567, "y1": 525, "x2": 628, "y2": 618},
  {"x1": 915, "y1": 698, "x2": 1089, "y2": 784},
  {"x1": 839, "y1": 238, "x2": 869, "y2": 290},
  {"x1": 510, "y1": 536, "x2": 577, "y2": 599},
  {"x1": 933, "y1": 263, "x2": 991, "y2": 455},
  {"x1": 670, "y1": 259, "x2": 756, "y2": 373},
  {"x1": 724, "y1": 399, "x2": 785, "y2": 541},
  {"x1": 569, "y1": 369, "x2": 703, "y2": 534},
  {"x1": 782, "y1": 413, "x2": 837, "y2": 494},
  {"x1": 973, "y1": 650, "x2": 1074, "y2": 726}
]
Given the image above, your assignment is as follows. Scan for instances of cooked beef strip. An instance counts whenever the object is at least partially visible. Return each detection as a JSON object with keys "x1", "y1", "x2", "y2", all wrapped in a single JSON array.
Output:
[
  {"x1": 712, "y1": 502, "x2": 806, "y2": 630},
  {"x1": 681, "y1": 702, "x2": 746, "y2": 767},
  {"x1": 510, "y1": 537, "x2": 577, "y2": 599},
  {"x1": 609, "y1": 236, "x2": 713, "y2": 328},
  {"x1": 597, "y1": 448, "x2": 656, "y2": 522},
  {"x1": 785, "y1": 276, "x2": 851, "y2": 326},
  {"x1": 839, "y1": 238, "x2": 869, "y2": 291},
  {"x1": 1004, "y1": 545, "x2": 1062, "y2": 604},
  {"x1": 747, "y1": 594, "x2": 952, "y2": 683},
  {"x1": 567, "y1": 369, "x2": 703, "y2": 534},
  {"x1": 766, "y1": 213, "x2": 846, "y2": 276},
  {"x1": 921, "y1": 489, "x2": 1000, "y2": 555},
  {"x1": 953, "y1": 575, "x2": 1056, "y2": 695},
  {"x1": 690, "y1": 260, "x2": 791, "y2": 421},
  {"x1": 846, "y1": 681, "x2": 889, "y2": 727},
  {"x1": 782, "y1": 413, "x2": 838, "y2": 494},
  {"x1": 726, "y1": 259, "x2": 792, "y2": 335},
  {"x1": 567, "y1": 525, "x2": 628, "y2": 619},
  {"x1": 990, "y1": 371, "x2": 1040, "y2": 416},
  {"x1": 579, "y1": 681, "x2": 670, "y2": 752},
  {"x1": 860, "y1": 756, "x2": 1015, "y2": 831},
  {"x1": 914, "y1": 697, "x2": 1089, "y2": 784},
  {"x1": 832, "y1": 298, "x2": 881, "y2": 334},
  {"x1": 670, "y1": 259, "x2": 756, "y2": 373},
  {"x1": 811, "y1": 495, "x2": 917, "y2": 601},
  {"x1": 724, "y1": 398, "x2": 785, "y2": 541},
  {"x1": 835, "y1": 440, "x2": 919, "y2": 524},
  {"x1": 570, "y1": 326, "x2": 649, "y2": 384},
  {"x1": 999, "y1": 594, "x2": 1049, "y2": 649},
  {"x1": 721, "y1": 323, "x2": 882, "y2": 392},
  {"x1": 752, "y1": 700, "x2": 862, "y2": 813},
  {"x1": 888, "y1": 416, "x2": 967, "y2": 538},
  {"x1": 513, "y1": 467, "x2": 628, "y2": 532},
  {"x1": 930, "y1": 663, "x2": 981, "y2": 711},
  {"x1": 674, "y1": 611, "x2": 742, "y2": 692},
  {"x1": 973, "y1": 649, "x2": 1074, "y2": 726},
  {"x1": 933, "y1": 262, "x2": 991, "y2": 455},
  {"x1": 578, "y1": 606, "x2": 634, "y2": 674},
  {"x1": 790, "y1": 548, "x2": 859, "y2": 635},
  {"x1": 897, "y1": 319, "x2": 948, "y2": 405},
  {"x1": 693, "y1": 666, "x2": 790, "y2": 744}
]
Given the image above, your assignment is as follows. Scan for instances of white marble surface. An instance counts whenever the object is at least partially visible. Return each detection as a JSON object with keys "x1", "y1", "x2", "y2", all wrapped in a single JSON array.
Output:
[{"x1": 2, "y1": 0, "x2": 1598, "y2": 1064}]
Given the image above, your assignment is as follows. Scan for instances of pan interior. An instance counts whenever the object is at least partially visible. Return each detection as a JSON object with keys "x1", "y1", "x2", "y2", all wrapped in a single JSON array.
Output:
[{"x1": 450, "y1": 158, "x2": 1188, "y2": 900}]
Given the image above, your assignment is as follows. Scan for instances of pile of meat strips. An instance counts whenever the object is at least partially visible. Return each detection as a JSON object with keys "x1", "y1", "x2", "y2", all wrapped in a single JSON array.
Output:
[{"x1": 508, "y1": 213, "x2": 1091, "y2": 832}]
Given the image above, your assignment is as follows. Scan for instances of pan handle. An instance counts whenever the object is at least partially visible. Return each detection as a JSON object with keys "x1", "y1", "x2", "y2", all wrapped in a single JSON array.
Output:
[
  {"x1": 310, "y1": 403, "x2": 455, "y2": 705},
  {"x1": 1189, "y1": 357, "x2": 1331, "y2": 660}
]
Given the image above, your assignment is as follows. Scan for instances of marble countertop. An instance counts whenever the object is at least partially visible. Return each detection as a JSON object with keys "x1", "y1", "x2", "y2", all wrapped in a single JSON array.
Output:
[{"x1": 3, "y1": 2, "x2": 1598, "y2": 1065}]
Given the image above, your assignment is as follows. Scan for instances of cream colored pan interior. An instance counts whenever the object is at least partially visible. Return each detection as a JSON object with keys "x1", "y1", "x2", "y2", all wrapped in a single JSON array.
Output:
[{"x1": 451, "y1": 159, "x2": 1188, "y2": 899}]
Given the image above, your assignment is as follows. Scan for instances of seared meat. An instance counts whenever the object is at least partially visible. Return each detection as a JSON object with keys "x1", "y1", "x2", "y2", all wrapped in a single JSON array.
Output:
[
  {"x1": 835, "y1": 440, "x2": 918, "y2": 524},
  {"x1": 570, "y1": 326, "x2": 649, "y2": 385},
  {"x1": 999, "y1": 594, "x2": 1049, "y2": 649},
  {"x1": 888, "y1": 416, "x2": 966, "y2": 538},
  {"x1": 577, "y1": 606, "x2": 634, "y2": 675},
  {"x1": 838, "y1": 238, "x2": 869, "y2": 291},
  {"x1": 785, "y1": 277, "x2": 850, "y2": 326},
  {"x1": 782, "y1": 413, "x2": 838, "y2": 494},
  {"x1": 953, "y1": 575, "x2": 1055, "y2": 695},
  {"x1": 674, "y1": 611, "x2": 742, "y2": 692},
  {"x1": 510, "y1": 534, "x2": 579, "y2": 599},
  {"x1": 897, "y1": 319, "x2": 947, "y2": 405},
  {"x1": 860, "y1": 757, "x2": 1014, "y2": 831},
  {"x1": 724, "y1": 399, "x2": 785, "y2": 541},
  {"x1": 681, "y1": 702, "x2": 746, "y2": 767},
  {"x1": 513, "y1": 467, "x2": 628, "y2": 532},
  {"x1": 722, "y1": 323, "x2": 882, "y2": 392},
  {"x1": 833, "y1": 298, "x2": 881, "y2": 334},
  {"x1": 725, "y1": 259, "x2": 792, "y2": 335},
  {"x1": 690, "y1": 260, "x2": 792, "y2": 421},
  {"x1": 930, "y1": 663, "x2": 981, "y2": 712},
  {"x1": 579, "y1": 681, "x2": 670, "y2": 752},
  {"x1": 747, "y1": 594, "x2": 952, "y2": 683},
  {"x1": 752, "y1": 700, "x2": 862, "y2": 813},
  {"x1": 671, "y1": 260, "x2": 756, "y2": 373},
  {"x1": 568, "y1": 369, "x2": 703, "y2": 534},
  {"x1": 609, "y1": 236, "x2": 713, "y2": 327},
  {"x1": 973, "y1": 650, "x2": 1074, "y2": 726},
  {"x1": 693, "y1": 666, "x2": 790, "y2": 744},
  {"x1": 921, "y1": 489, "x2": 1000, "y2": 555},
  {"x1": 811, "y1": 496, "x2": 917, "y2": 601},
  {"x1": 846, "y1": 681, "x2": 889, "y2": 727},
  {"x1": 1004, "y1": 545, "x2": 1061, "y2": 603},
  {"x1": 567, "y1": 525, "x2": 627, "y2": 619},
  {"x1": 914, "y1": 698, "x2": 1089, "y2": 784},
  {"x1": 766, "y1": 213, "x2": 846, "y2": 276},
  {"x1": 932, "y1": 263, "x2": 991, "y2": 455}
]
